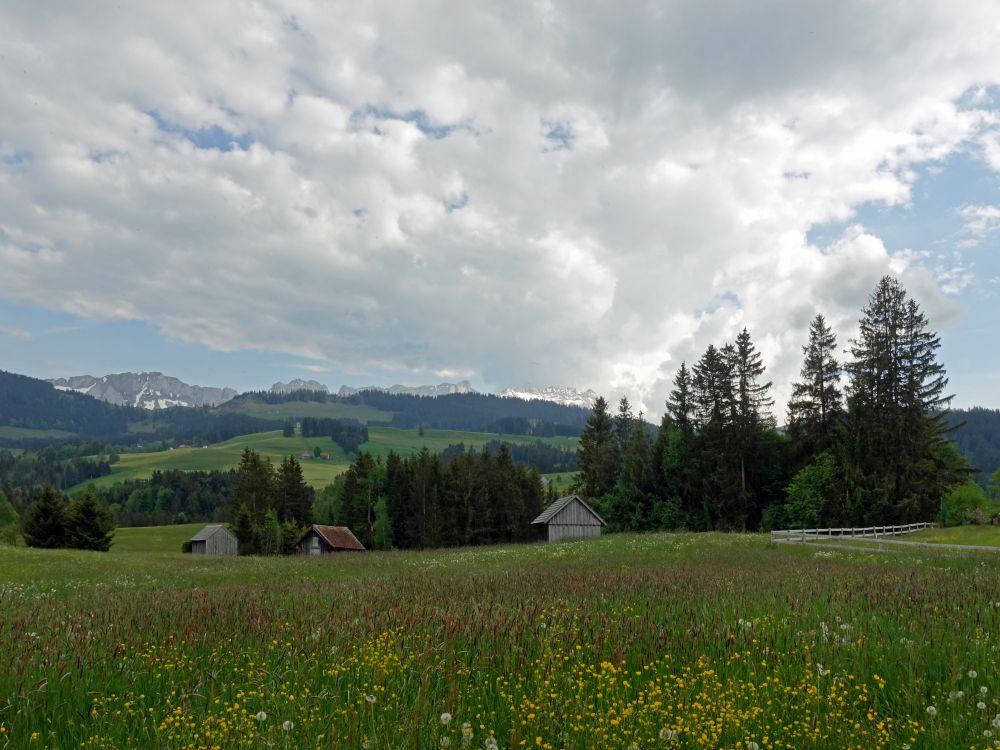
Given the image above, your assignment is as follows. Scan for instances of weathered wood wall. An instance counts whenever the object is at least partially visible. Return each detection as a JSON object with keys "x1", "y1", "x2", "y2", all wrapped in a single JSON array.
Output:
[
  {"x1": 546, "y1": 523, "x2": 601, "y2": 542},
  {"x1": 192, "y1": 528, "x2": 238, "y2": 555}
]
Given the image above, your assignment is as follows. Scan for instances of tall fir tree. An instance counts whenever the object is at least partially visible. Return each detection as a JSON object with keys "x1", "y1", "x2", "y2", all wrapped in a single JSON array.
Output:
[
  {"x1": 576, "y1": 397, "x2": 616, "y2": 499},
  {"x1": 230, "y1": 448, "x2": 274, "y2": 524},
  {"x1": 275, "y1": 456, "x2": 312, "y2": 526},
  {"x1": 843, "y1": 276, "x2": 967, "y2": 523},
  {"x1": 787, "y1": 314, "x2": 842, "y2": 458}
]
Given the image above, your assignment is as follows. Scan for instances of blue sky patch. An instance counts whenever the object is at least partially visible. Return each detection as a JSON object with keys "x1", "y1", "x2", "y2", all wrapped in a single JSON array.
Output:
[{"x1": 146, "y1": 110, "x2": 253, "y2": 152}]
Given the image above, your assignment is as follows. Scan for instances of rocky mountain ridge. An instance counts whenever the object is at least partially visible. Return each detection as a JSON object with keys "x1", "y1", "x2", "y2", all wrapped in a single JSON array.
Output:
[{"x1": 48, "y1": 372, "x2": 237, "y2": 409}]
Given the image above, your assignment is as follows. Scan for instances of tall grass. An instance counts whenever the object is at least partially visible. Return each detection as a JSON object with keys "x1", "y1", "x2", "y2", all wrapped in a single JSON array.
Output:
[{"x1": 1, "y1": 533, "x2": 998, "y2": 748}]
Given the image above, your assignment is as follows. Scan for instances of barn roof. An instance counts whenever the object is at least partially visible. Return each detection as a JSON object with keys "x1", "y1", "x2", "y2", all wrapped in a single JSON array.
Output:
[
  {"x1": 190, "y1": 524, "x2": 233, "y2": 542},
  {"x1": 301, "y1": 524, "x2": 366, "y2": 551},
  {"x1": 531, "y1": 494, "x2": 606, "y2": 526}
]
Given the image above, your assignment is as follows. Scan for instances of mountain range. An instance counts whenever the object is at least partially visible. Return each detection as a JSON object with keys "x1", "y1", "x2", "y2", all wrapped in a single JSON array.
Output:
[
  {"x1": 48, "y1": 372, "x2": 238, "y2": 409},
  {"x1": 337, "y1": 381, "x2": 476, "y2": 398},
  {"x1": 47, "y1": 371, "x2": 601, "y2": 411}
]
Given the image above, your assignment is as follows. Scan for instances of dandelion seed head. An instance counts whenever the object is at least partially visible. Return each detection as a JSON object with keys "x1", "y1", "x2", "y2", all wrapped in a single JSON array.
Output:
[
  {"x1": 441, "y1": 737, "x2": 452, "y2": 748},
  {"x1": 970, "y1": 670, "x2": 979, "y2": 679},
  {"x1": 440, "y1": 713, "x2": 453, "y2": 726},
  {"x1": 282, "y1": 720, "x2": 294, "y2": 731},
  {"x1": 980, "y1": 702, "x2": 988, "y2": 710},
  {"x1": 926, "y1": 705, "x2": 938, "y2": 717},
  {"x1": 255, "y1": 711, "x2": 267, "y2": 722}
]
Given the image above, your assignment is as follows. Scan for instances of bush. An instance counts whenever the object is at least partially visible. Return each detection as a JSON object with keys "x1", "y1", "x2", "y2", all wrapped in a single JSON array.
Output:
[
  {"x1": 65, "y1": 491, "x2": 115, "y2": 551},
  {"x1": 0, "y1": 523, "x2": 18, "y2": 546},
  {"x1": 940, "y1": 481, "x2": 990, "y2": 526}
]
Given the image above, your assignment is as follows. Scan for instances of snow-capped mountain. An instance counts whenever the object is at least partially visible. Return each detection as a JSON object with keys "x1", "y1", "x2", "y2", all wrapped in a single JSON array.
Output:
[
  {"x1": 48, "y1": 372, "x2": 237, "y2": 409},
  {"x1": 270, "y1": 379, "x2": 329, "y2": 394},
  {"x1": 499, "y1": 386, "x2": 600, "y2": 409},
  {"x1": 338, "y1": 381, "x2": 476, "y2": 398}
]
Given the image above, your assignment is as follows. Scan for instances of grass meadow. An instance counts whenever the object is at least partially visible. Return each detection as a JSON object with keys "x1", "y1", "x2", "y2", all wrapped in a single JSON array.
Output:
[
  {"x1": 2, "y1": 529, "x2": 1000, "y2": 749},
  {"x1": 73, "y1": 428, "x2": 579, "y2": 492}
]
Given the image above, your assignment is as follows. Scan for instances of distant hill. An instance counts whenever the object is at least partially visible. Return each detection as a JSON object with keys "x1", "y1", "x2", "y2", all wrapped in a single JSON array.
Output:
[
  {"x1": 0, "y1": 369, "x2": 137, "y2": 441},
  {"x1": 949, "y1": 407, "x2": 1000, "y2": 486},
  {"x1": 49, "y1": 372, "x2": 237, "y2": 409}
]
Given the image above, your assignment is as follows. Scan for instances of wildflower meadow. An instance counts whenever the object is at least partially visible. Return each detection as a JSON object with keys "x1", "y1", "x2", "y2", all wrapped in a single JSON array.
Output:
[{"x1": 1, "y1": 531, "x2": 999, "y2": 749}]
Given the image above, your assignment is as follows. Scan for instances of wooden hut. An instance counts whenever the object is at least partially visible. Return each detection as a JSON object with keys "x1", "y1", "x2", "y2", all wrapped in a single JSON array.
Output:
[
  {"x1": 188, "y1": 524, "x2": 238, "y2": 555},
  {"x1": 531, "y1": 494, "x2": 605, "y2": 542},
  {"x1": 297, "y1": 525, "x2": 366, "y2": 554}
]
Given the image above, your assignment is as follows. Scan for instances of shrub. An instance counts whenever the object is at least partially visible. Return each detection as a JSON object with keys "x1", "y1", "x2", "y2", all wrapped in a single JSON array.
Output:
[
  {"x1": 940, "y1": 481, "x2": 990, "y2": 526},
  {"x1": 21, "y1": 484, "x2": 67, "y2": 549}
]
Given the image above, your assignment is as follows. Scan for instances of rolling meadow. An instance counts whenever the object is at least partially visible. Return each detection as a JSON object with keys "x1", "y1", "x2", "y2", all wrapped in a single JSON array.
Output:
[{"x1": 2, "y1": 529, "x2": 1000, "y2": 749}]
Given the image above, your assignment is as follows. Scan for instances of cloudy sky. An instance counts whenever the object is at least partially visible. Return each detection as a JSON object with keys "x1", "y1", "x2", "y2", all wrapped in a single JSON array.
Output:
[{"x1": 2, "y1": 0, "x2": 1000, "y2": 417}]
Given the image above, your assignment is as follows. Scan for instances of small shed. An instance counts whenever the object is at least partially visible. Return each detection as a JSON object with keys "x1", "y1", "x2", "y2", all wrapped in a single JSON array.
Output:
[
  {"x1": 531, "y1": 494, "x2": 605, "y2": 542},
  {"x1": 297, "y1": 524, "x2": 366, "y2": 554},
  {"x1": 189, "y1": 524, "x2": 238, "y2": 555}
]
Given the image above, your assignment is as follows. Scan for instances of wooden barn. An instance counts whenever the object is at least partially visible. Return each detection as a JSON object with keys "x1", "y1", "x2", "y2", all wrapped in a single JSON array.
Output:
[
  {"x1": 297, "y1": 524, "x2": 366, "y2": 554},
  {"x1": 188, "y1": 524, "x2": 238, "y2": 555},
  {"x1": 531, "y1": 494, "x2": 605, "y2": 542}
]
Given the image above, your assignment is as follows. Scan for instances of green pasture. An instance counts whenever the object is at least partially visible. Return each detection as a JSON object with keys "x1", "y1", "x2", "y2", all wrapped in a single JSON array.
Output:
[
  {"x1": 2, "y1": 528, "x2": 1000, "y2": 748},
  {"x1": 70, "y1": 427, "x2": 580, "y2": 492}
]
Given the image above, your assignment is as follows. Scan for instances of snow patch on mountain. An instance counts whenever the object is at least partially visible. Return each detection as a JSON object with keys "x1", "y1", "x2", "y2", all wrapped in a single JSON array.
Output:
[{"x1": 499, "y1": 386, "x2": 599, "y2": 409}]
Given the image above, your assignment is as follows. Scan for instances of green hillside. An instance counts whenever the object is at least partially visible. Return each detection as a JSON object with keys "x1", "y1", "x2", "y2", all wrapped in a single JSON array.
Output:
[
  {"x1": 220, "y1": 399, "x2": 395, "y2": 423},
  {"x1": 72, "y1": 427, "x2": 579, "y2": 492}
]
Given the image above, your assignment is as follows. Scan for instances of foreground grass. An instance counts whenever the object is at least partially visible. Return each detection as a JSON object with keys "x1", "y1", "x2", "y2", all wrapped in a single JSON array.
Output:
[
  {"x1": 73, "y1": 428, "x2": 579, "y2": 492},
  {"x1": 2, "y1": 532, "x2": 999, "y2": 749}
]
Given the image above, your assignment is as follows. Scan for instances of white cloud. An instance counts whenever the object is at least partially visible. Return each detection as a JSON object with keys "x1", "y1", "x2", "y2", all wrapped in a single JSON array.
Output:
[
  {"x1": 959, "y1": 204, "x2": 1000, "y2": 240},
  {"x1": 1, "y1": 0, "x2": 1000, "y2": 416}
]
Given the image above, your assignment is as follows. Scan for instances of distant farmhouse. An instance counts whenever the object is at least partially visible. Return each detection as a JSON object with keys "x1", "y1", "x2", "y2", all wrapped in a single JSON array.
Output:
[
  {"x1": 187, "y1": 524, "x2": 238, "y2": 555},
  {"x1": 532, "y1": 494, "x2": 605, "y2": 542},
  {"x1": 297, "y1": 525, "x2": 366, "y2": 554}
]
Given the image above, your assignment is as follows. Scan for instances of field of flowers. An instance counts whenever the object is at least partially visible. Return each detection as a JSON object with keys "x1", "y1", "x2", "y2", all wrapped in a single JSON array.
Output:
[{"x1": 1, "y1": 532, "x2": 999, "y2": 749}]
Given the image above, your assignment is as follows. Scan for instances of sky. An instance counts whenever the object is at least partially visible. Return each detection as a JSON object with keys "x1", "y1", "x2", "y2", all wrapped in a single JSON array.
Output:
[{"x1": 1, "y1": 1, "x2": 1000, "y2": 417}]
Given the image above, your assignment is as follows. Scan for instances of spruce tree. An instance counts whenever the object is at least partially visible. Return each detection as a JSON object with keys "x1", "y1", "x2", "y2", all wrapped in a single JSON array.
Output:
[
  {"x1": 21, "y1": 484, "x2": 67, "y2": 549},
  {"x1": 844, "y1": 276, "x2": 966, "y2": 522},
  {"x1": 576, "y1": 397, "x2": 616, "y2": 499},
  {"x1": 666, "y1": 362, "x2": 694, "y2": 435},
  {"x1": 65, "y1": 491, "x2": 115, "y2": 551},
  {"x1": 276, "y1": 456, "x2": 312, "y2": 526},
  {"x1": 788, "y1": 314, "x2": 842, "y2": 456},
  {"x1": 230, "y1": 448, "x2": 274, "y2": 524}
]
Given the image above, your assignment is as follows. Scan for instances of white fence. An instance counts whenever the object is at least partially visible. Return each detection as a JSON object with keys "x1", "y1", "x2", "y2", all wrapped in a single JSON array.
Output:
[
  {"x1": 771, "y1": 522, "x2": 933, "y2": 544},
  {"x1": 771, "y1": 523, "x2": 1000, "y2": 555}
]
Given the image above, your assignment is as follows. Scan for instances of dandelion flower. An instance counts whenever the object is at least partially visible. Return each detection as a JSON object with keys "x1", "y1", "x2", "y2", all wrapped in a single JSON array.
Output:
[
  {"x1": 926, "y1": 705, "x2": 938, "y2": 717},
  {"x1": 970, "y1": 670, "x2": 979, "y2": 679},
  {"x1": 441, "y1": 713, "x2": 453, "y2": 726},
  {"x1": 255, "y1": 711, "x2": 267, "y2": 722},
  {"x1": 282, "y1": 720, "x2": 294, "y2": 731}
]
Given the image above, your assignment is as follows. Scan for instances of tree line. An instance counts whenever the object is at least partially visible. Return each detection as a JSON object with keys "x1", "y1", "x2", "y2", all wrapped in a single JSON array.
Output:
[
  {"x1": 228, "y1": 449, "x2": 314, "y2": 554},
  {"x1": 313, "y1": 444, "x2": 545, "y2": 550},
  {"x1": 15, "y1": 485, "x2": 115, "y2": 551},
  {"x1": 577, "y1": 276, "x2": 976, "y2": 532}
]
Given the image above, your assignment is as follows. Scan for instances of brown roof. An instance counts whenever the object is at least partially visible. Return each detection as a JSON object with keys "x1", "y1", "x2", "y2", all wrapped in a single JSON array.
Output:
[{"x1": 304, "y1": 524, "x2": 366, "y2": 551}]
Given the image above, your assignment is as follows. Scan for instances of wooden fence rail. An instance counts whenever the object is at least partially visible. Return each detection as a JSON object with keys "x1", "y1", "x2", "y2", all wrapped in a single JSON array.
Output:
[{"x1": 771, "y1": 523, "x2": 1000, "y2": 555}]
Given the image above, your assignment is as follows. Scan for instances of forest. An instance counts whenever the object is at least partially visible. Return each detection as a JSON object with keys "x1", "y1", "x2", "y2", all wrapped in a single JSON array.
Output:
[{"x1": 574, "y1": 276, "x2": 980, "y2": 532}]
